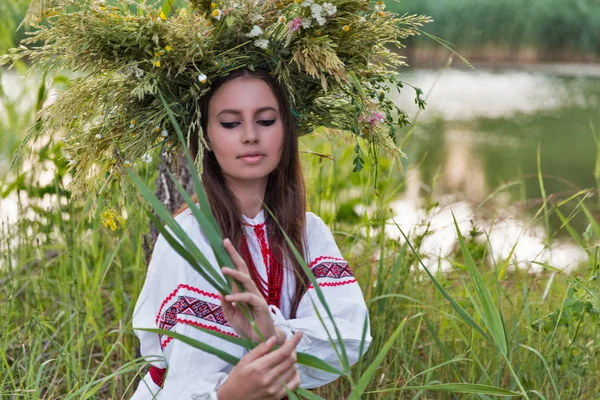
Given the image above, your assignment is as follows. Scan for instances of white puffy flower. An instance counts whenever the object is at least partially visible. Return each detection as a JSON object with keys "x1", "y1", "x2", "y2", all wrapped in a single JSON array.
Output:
[
  {"x1": 123, "y1": 160, "x2": 132, "y2": 168},
  {"x1": 141, "y1": 153, "x2": 152, "y2": 163},
  {"x1": 310, "y1": 3, "x2": 323, "y2": 19},
  {"x1": 300, "y1": 0, "x2": 313, "y2": 7},
  {"x1": 253, "y1": 38, "x2": 269, "y2": 49},
  {"x1": 198, "y1": 73, "x2": 208, "y2": 83},
  {"x1": 322, "y1": 2, "x2": 336, "y2": 16},
  {"x1": 301, "y1": 18, "x2": 312, "y2": 28},
  {"x1": 246, "y1": 25, "x2": 263, "y2": 37},
  {"x1": 161, "y1": 129, "x2": 169, "y2": 137},
  {"x1": 95, "y1": 134, "x2": 102, "y2": 139},
  {"x1": 315, "y1": 15, "x2": 326, "y2": 26}
]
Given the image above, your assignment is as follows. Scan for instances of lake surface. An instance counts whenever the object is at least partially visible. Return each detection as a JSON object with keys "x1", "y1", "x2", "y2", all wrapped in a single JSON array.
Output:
[{"x1": 383, "y1": 64, "x2": 600, "y2": 271}]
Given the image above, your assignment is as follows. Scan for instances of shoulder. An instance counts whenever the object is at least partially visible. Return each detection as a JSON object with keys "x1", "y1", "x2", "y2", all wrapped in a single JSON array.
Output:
[
  {"x1": 304, "y1": 212, "x2": 343, "y2": 262},
  {"x1": 305, "y1": 211, "x2": 328, "y2": 232}
]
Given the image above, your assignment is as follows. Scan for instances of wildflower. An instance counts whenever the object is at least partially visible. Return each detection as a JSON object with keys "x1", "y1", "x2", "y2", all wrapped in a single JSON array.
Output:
[
  {"x1": 154, "y1": 60, "x2": 161, "y2": 68},
  {"x1": 95, "y1": 133, "x2": 102, "y2": 139},
  {"x1": 295, "y1": 0, "x2": 302, "y2": 4},
  {"x1": 275, "y1": 2, "x2": 283, "y2": 9},
  {"x1": 211, "y1": 2, "x2": 217, "y2": 8},
  {"x1": 342, "y1": 25, "x2": 350, "y2": 32},
  {"x1": 279, "y1": 15, "x2": 286, "y2": 24},
  {"x1": 154, "y1": 126, "x2": 161, "y2": 133},
  {"x1": 300, "y1": 0, "x2": 313, "y2": 7},
  {"x1": 62, "y1": 137, "x2": 68, "y2": 143},
  {"x1": 99, "y1": 4, "x2": 106, "y2": 11},
  {"x1": 141, "y1": 153, "x2": 152, "y2": 163},
  {"x1": 101, "y1": 208, "x2": 119, "y2": 231},
  {"x1": 315, "y1": 16, "x2": 326, "y2": 26},
  {"x1": 301, "y1": 18, "x2": 312, "y2": 28},
  {"x1": 130, "y1": 119, "x2": 137, "y2": 128},
  {"x1": 310, "y1": 3, "x2": 323, "y2": 19},
  {"x1": 289, "y1": 17, "x2": 302, "y2": 32},
  {"x1": 322, "y1": 2, "x2": 336, "y2": 16},
  {"x1": 165, "y1": 45, "x2": 173, "y2": 52},
  {"x1": 253, "y1": 38, "x2": 269, "y2": 49},
  {"x1": 378, "y1": 11, "x2": 385, "y2": 17},
  {"x1": 246, "y1": 25, "x2": 263, "y2": 37},
  {"x1": 362, "y1": 127, "x2": 369, "y2": 135},
  {"x1": 205, "y1": 21, "x2": 212, "y2": 27},
  {"x1": 64, "y1": 154, "x2": 76, "y2": 166},
  {"x1": 161, "y1": 129, "x2": 169, "y2": 137},
  {"x1": 123, "y1": 160, "x2": 132, "y2": 168},
  {"x1": 212, "y1": 9, "x2": 222, "y2": 20},
  {"x1": 198, "y1": 73, "x2": 208, "y2": 83}
]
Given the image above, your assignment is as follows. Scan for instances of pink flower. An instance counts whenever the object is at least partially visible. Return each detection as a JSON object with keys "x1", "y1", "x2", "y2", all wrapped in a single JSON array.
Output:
[{"x1": 289, "y1": 17, "x2": 302, "y2": 32}]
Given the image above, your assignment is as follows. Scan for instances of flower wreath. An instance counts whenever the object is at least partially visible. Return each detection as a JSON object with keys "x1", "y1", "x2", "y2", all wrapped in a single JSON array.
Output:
[{"x1": 3, "y1": 0, "x2": 430, "y2": 202}]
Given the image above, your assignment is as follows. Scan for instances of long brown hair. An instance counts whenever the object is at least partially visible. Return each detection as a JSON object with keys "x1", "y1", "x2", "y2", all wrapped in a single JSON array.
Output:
[{"x1": 174, "y1": 68, "x2": 309, "y2": 318}]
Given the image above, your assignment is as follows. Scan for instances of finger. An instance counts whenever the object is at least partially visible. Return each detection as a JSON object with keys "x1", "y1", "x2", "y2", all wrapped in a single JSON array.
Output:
[
  {"x1": 259, "y1": 331, "x2": 303, "y2": 369},
  {"x1": 274, "y1": 364, "x2": 297, "y2": 387},
  {"x1": 269, "y1": 348, "x2": 297, "y2": 377},
  {"x1": 222, "y1": 267, "x2": 261, "y2": 295},
  {"x1": 223, "y1": 238, "x2": 250, "y2": 275},
  {"x1": 275, "y1": 370, "x2": 301, "y2": 399},
  {"x1": 219, "y1": 293, "x2": 236, "y2": 317},
  {"x1": 224, "y1": 291, "x2": 265, "y2": 310},
  {"x1": 238, "y1": 336, "x2": 277, "y2": 366}
]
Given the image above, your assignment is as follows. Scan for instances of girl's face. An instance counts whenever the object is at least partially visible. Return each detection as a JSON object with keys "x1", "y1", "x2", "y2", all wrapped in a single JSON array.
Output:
[{"x1": 206, "y1": 76, "x2": 284, "y2": 186}]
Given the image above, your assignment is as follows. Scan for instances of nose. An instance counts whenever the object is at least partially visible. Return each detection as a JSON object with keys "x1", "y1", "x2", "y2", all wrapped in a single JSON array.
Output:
[{"x1": 241, "y1": 121, "x2": 259, "y2": 144}]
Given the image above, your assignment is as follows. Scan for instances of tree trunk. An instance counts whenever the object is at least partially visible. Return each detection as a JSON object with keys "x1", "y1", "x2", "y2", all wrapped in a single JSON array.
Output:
[{"x1": 142, "y1": 152, "x2": 195, "y2": 261}]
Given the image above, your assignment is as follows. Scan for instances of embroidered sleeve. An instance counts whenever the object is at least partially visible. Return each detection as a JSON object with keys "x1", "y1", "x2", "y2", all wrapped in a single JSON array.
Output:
[
  {"x1": 270, "y1": 212, "x2": 372, "y2": 389},
  {"x1": 130, "y1": 211, "x2": 242, "y2": 400}
]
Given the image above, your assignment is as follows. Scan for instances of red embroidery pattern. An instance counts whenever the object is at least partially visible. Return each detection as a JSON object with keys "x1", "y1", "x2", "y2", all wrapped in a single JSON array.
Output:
[
  {"x1": 156, "y1": 284, "x2": 219, "y2": 325},
  {"x1": 158, "y1": 295, "x2": 231, "y2": 348},
  {"x1": 307, "y1": 257, "x2": 356, "y2": 289}
]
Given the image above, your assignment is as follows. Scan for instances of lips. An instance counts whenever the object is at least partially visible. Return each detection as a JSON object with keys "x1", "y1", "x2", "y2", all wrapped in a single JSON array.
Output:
[{"x1": 237, "y1": 151, "x2": 266, "y2": 158}]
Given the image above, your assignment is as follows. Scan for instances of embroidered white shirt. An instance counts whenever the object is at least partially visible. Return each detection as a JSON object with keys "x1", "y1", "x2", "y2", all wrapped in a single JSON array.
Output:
[{"x1": 131, "y1": 209, "x2": 371, "y2": 399}]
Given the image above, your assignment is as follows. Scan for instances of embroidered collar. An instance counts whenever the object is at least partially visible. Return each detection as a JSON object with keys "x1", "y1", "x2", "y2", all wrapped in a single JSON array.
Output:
[{"x1": 242, "y1": 209, "x2": 265, "y2": 227}]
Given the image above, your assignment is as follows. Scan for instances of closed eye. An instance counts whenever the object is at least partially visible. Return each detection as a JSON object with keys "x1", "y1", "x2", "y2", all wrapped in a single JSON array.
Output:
[
  {"x1": 257, "y1": 119, "x2": 276, "y2": 126},
  {"x1": 220, "y1": 122, "x2": 240, "y2": 129}
]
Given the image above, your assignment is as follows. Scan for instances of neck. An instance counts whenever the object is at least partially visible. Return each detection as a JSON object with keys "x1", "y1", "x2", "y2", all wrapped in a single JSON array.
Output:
[{"x1": 224, "y1": 176, "x2": 268, "y2": 219}]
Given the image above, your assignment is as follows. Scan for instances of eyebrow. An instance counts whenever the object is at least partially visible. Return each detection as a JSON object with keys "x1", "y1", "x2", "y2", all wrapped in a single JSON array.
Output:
[{"x1": 216, "y1": 106, "x2": 278, "y2": 117}]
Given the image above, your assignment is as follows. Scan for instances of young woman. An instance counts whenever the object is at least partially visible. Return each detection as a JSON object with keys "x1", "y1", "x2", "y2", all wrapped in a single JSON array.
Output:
[{"x1": 131, "y1": 68, "x2": 372, "y2": 400}]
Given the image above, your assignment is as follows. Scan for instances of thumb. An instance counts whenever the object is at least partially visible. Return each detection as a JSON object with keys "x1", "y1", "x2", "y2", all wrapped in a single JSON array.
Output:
[{"x1": 239, "y1": 336, "x2": 277, "y2": 366}]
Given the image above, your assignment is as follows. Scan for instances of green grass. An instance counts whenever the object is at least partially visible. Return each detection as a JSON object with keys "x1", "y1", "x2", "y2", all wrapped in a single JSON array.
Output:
[
  {"x1": 3, "y1": 120, "x2": 600, "y2": 398},
  {"x1": 392, "y1": 0, "x2": 600, "y2": 58}
]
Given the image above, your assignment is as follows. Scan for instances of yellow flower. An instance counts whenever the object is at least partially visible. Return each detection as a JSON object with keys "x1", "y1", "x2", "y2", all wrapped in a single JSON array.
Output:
[
  {"x1": 130, "y1": 119, "x2": 137, "y2": 128},
  {"x1": 275, "y1": 2, "x2": 283, "y2": 9},
  {"x1": 101, "y1": 208, "x2": 119, "y2": 231},
  {"x1": 159, "y1": 11, "x2": 167, "y2": 21},
  {"x1": 279, "y1": 15, "x2": 286, "y2": 23},
  {"x1": 154, "y1": 126, "x2": 161, "y2": 133},
  {"x1": 211, "y1": 2, "x2": 217, "y2": 8},
  {"x1": 205, "y1": 21, "x2": 212, "y2": 27},
  {"x1": 212, "y1": 9, "x2": 222, "y2": 20},
  {"x1": 342, "y1": 25, "x2": 350, "y2": 32},
  {"x1": 362, "y1": 127, "x2": 369, "y2": 135},
  {"x1": 123, "y1": 160, "x2": 132, "y2": 168},
  {"x1": 99, "y1": 5, "x2": 106, "y2": 11},
  {"x1": 165, "y1": 45, "x2": 173, "y2": 52},
  {"x1": 295, "y1": 0, "x2": 302, "y2": 4},
  {"x1": 378, "y1": 11, "x2": 385, "y2": 17},
  {"x1": 154, "y1": 60, "x2": 161, "y2": 68},
  {"x1": 154, "y1": 52, "x2": 160, "y2": 57}
]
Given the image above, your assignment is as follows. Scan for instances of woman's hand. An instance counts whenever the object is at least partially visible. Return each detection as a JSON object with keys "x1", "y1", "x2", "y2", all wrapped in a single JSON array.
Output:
[
  {"x1": 220, "y1": 238, "x2": 286, "y2": 345},
  {"x1": 217, "y1": 332, "x2": 303, "y2": 400}
]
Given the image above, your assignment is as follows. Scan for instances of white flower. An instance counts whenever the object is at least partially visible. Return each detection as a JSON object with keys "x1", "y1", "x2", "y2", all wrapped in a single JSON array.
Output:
[
  {"x1": 211, "y1": 9, "x2": 222, "y2": 20},
  {"x1": 379, "y1": 117, "x2": 385, "y2": 123},
  {"x1": 123, "y1": 160, "x2": 132, "y2": 168},
  {"x1": 310, "y1": 3, "x2": 323, "y2": 19},
  {"x1": 253, "y1": 38, "x2": 269, "y2": 49},
  {"x1": 322, "y1": 2, "x2": 336, "y2": 16},
  {"x1": 62, "y1": 137, "x2": 69, "y2": 143},
  {"x1": 64, "y1": 154, "x2": 76, "y2": 165},
  {"x1": 198, "y1": 73, "x2": 208, "y2": 83},
  {"x1": 161, "y1": 129, "x2": 169, "y2": 137},
  {"x1": 359, "y1": 16, "x2": 367, "y2": 22},
  {"x1": 246, "y1": 25, "x2": 263, "y2": 37},
  {"x1": 315, "y1": 15, "x2": 326, "y2": 26},
  {"x1": 300, "y1": 0, "x2": 313, "y2": 7},
  {"x1": 301, "y1": 18, "x2": 312, "y2": 28},
  {"x1": 141, "y1": 153, "x2": 152, "y2": 163},
  {"x1": 95, "y1": 134, "x2": 102, "y2": 139}
]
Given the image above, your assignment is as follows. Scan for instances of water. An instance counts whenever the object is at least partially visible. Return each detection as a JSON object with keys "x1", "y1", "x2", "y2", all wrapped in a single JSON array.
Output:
[{"x1": 377, "y1": 64, "x2": 600, "y2": 271}]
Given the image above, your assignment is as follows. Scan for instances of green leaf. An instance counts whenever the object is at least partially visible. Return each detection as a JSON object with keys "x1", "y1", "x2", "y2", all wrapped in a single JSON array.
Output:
[
  {"x1": 347, "y1": 316, "x2": 409, "y2": 400},
  {"x1": 453, "y1": 213, "x2": 509, "y2": 356},
  {"x1": 371, "y1": 383, "x2": 521, "y2": 396}
]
